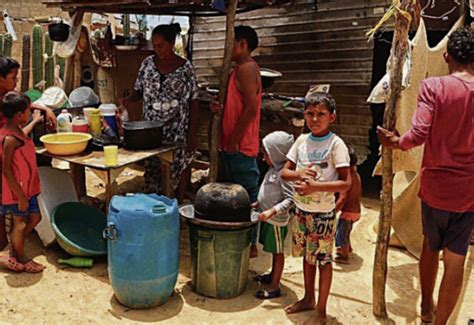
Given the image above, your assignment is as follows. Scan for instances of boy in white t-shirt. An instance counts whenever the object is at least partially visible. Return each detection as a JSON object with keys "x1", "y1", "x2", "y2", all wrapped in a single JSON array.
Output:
[{"x1": 281, "y1": 92, "x2": 351, "y2": 321}]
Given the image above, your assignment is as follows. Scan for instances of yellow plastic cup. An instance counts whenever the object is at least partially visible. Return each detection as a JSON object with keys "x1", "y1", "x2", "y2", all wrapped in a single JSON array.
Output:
[{"x1": 104, "y1": 145, "x2": 118, "y2": 167}]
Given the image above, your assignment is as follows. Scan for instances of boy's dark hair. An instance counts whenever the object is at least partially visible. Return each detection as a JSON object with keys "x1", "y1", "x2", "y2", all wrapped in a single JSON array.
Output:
[
  {"x1": 235, "y1": 25, "x2": 259, "y2": 51},
  {"x1": 304, "y1": 92, "x2": 336, "y2": 113},
  {"x1": 348, "y1": 147, "x2": 358, "y2": 166},
  {"x1": 152, "y1": 23, "x2": 181, "y2": 43},
  {"x1": 2, "y1": 91, "x2": 31, "y2": 119},
  {"x1": 0, "y1": 55, "x2": 20, "y2": 79},
  {"x1": 447, "y1": 26, "x2": 474, "y2": 65}
]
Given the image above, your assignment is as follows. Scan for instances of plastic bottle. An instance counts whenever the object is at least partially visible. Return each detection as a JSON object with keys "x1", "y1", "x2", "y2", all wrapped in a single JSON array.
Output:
[
  {"x1": 57, "y1": 109, "x2": 72, "y2": 133},
  {"x1": 57, "y1": 257, "x2": 94, "y2": 268}
]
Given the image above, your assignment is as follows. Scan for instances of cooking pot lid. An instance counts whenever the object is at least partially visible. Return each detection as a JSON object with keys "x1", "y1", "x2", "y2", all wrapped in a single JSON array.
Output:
[
  {"x1": 180, "y1": 204, "x2": 257, "y2": 230},
  {"x1": 123, "y1": 121, "x2": 164, "y2": 130}
]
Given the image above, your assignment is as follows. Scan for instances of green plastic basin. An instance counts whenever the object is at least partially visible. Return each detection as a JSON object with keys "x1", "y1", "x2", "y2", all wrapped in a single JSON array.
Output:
[{"x1": 51, "y1": 202, "x2": 107, "y2": 256}]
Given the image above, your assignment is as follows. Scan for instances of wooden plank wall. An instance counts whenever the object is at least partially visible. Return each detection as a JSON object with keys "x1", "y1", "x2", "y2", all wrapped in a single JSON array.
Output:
[{"x1": 191, "y1": 0, "x2": 392, "y2": 159}]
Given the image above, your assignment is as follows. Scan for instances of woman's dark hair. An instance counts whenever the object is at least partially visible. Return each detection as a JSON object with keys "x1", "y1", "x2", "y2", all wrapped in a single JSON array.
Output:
[
  {"x1": 234, "y1": 25, "x2": 259, "y2": 51},
  {"x1": 152, "y1": 23, "x2": 181, "y2": 43},
  {"x1": 447, "y1": 26, "x2": 474, "y2": 65},
  {"x1": 0, "y1": 55, "x2": 20, "y2": 79},
  {"x1": 2, "y1": 91, "x2": 31, "y2": 119},
  {"x1": 304, "y1": 92, "x2": 336, "y2": 113}
]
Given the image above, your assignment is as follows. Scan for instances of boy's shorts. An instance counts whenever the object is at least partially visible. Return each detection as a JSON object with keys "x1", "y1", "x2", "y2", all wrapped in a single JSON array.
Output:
[
  {"x1": 259, "y1": 222, "x2": 288, "y2": 254},
  {"x1": 335, "y1": 212, "x2": 360, "y2": 247},
  {"x1": 421, "y1": 201, "x2": 474, "y2": 256},
  {"x1": 335, "y1": 218, "x2": 353, "y2": 247},
  {"x1": 2, "y1": 195, "x2": 40, "y2": 217},
  {"x1": 292, "y1": 208, "x2": 337, "y2": 266}
]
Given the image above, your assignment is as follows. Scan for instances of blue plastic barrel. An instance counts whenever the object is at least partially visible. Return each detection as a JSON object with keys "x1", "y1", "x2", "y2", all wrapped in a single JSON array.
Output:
[{"x1": 104, "y1": 194, "x2": 179, "y2": 309}]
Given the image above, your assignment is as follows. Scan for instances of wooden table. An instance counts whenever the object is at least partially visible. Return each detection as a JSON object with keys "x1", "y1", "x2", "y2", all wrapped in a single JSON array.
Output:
[{"x1": 36, "y1": 145, "x2": 179, "y2": 207}]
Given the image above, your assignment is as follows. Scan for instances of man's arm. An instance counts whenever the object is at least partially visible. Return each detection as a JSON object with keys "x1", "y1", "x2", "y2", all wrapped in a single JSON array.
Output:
[
  {"x1": 378, "y1": 80, "x2": 435, "y2": 150},
  {"x1": 227, "y1": 62, "x2": 260, "y2": 152}
]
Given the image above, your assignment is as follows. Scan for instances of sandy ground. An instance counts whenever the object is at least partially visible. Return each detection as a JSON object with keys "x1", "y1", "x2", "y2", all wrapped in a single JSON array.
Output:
[{"x1": 0, "y1": 168, "x2": 472, "y2": 324}]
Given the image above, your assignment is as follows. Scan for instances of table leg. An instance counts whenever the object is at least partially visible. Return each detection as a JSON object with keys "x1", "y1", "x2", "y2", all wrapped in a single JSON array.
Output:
[
  {"x1": 161, "y1": 162, "x2": 173, "y2": 198},
  {"x1": 70, "y1": 163, "x2": 87, "y2": 198},
  {"x1": 90, "y1": 167, "x2": 126, "y2": 208},
  {"x1": 158, "y1": 150, "x2": 175, "y2": 198}
]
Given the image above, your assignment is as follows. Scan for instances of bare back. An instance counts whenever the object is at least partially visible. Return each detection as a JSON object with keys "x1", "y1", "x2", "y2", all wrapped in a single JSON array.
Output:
[{"x1": 342, "y1": 167, "x2": 361, "y2": 213}]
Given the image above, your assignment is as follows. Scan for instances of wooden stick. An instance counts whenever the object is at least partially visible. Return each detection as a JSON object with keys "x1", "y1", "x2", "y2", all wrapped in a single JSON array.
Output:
[
  {"x1": 372, "y1": 0, "x2": 412, "y2": 318},
  {"x1": 208, "y1": 0, "x2": 238, "y2": 183}
]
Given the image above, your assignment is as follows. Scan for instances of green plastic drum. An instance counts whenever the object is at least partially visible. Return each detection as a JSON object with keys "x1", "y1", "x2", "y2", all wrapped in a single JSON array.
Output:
[
  {"x1": 51, "y1": 202, "x2": 107, "y2": 256},
  {"x1": 189, "y1": 223, "x2": 253, "y2": 298}
]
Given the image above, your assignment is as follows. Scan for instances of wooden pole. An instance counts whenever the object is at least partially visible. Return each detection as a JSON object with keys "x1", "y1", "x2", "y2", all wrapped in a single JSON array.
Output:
[
  {"x1": 208, "y1": 0, "x2": 239, "y2": 183},
  {"x1": 372, "y1": 0, "x2": 412, "y2": 318}
]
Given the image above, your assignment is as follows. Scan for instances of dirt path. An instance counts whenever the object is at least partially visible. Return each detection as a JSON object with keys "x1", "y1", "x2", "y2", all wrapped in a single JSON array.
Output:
[{"x1": 0, "y1": 171, "x2": 472, "y2": 324}]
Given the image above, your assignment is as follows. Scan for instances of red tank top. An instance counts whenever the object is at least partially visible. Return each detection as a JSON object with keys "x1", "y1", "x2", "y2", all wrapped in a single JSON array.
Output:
[
  {"x1": 220, "y1": 63, "x2": 262, "y2": 157},
  {"x1": 0, "y1": 128, "x2": 41, "y2": 205}
]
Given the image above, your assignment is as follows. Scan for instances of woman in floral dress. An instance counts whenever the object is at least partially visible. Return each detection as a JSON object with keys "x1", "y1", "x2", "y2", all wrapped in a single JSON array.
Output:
[{"x1": 121, "y1": 23, "x2": 199, "y2": 198}]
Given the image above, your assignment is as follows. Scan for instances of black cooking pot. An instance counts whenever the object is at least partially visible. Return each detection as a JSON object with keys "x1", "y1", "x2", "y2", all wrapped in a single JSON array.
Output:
[
  {"x1": 260, "y1": 68, "x2": 282, "y2": 90},
  {"x1": 194, "y1": 183, "x2": 251, "y2": 222},
  {"x1": 123, "y1": 121, "x2": 164, "y2": 150},
  {"x1": 48, "y1": 21, "x2": 70, "y2": 42}
]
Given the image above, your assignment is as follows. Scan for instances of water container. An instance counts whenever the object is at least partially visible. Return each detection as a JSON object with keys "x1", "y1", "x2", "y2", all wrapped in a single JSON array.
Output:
[
  {"x1": 57, "y1": 109, "x2": 72, "y2": 133},
  {"x1": 104, "y1": 194, "x2": 180, "y2": 309}
]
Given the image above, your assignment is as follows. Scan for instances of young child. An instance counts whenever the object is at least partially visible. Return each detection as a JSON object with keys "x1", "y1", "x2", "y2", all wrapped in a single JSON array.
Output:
[
  {"x1": 253, "y1": 131, "x2": 294, "y2": 299},
  {"x1": 281, "y1": 92, "x2": 351, "y2": 321},
  {"x1": 0, "y1": 92, "x2": 43, "y2": 273},
  {"x1": 0, "y1": 55, "x2": 55, "y2": 251},
  {"x1": 335, "y1": 147, "x2": 362, "y2": 264}
]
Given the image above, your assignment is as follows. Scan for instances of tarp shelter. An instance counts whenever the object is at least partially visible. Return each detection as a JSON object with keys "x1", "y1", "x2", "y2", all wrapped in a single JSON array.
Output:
[{"x1": 42, "y1": 0, "x2": 293, "y2": 180}]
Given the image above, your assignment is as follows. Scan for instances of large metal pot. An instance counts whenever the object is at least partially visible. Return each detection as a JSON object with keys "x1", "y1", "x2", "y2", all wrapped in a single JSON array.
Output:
[
  {"x1": 194, "y1": 183, "x2": 251, "y2": 222},
  {"x1": 122, "y1": 121, "x2": 164, "y2": 150}
]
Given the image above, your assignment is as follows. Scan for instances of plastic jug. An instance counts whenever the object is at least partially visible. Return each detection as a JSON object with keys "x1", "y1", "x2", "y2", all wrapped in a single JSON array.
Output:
[
  {"x1": 72, "y1": 115, "x2": 89, "y2": 133},
  {"x1": 105, "y1": 194, "x2": 180, "y2": 309},
  {"x1": 88, "y1": 109, "x2": 102, "y2": 136},
  {"x1": 57, "y1": 109, "x2": 72, "y2": 133}
]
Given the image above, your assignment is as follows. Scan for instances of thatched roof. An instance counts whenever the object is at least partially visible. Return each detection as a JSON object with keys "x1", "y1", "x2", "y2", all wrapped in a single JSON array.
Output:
[{"x1": 42, "y1": 0, "x2": 291, "y2": 16}]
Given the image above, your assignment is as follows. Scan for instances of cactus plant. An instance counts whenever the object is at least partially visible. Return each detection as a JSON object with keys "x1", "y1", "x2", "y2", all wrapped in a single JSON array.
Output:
[
  {"x1": 123, "y1": 14, "x2": 130, "y2": 38},
  {"x1": 21, "y1": 33, "x2": 31, "y2": 92},
  {"x1": 32, "y1": 24, "x2": 44, "y2": 90},
  {"x1": 3, "y1": 34, "x2": 13, "y2": 57},
  {"x1": 0, "y1": 34, "x2": 4, "y2": 55},
  {"x1": 44, "y1": 32, "x2": 54, "y2": 88},
  {"x1": 56, "y1": 55, "x2": 66, "y2": 82}
]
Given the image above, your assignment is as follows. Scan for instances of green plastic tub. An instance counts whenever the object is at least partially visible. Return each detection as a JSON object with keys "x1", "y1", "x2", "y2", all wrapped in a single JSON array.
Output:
[
  {"x1": 188, "y1": 223, "x2": 253, "y2": 298},
  {"x1": 51, "y1": 202, "x2": 107, "y2": 256}
]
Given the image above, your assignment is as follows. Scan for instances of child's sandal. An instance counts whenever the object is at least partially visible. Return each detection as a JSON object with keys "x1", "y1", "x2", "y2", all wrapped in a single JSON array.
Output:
[
  {"x1": 0, "y1": 256, "x2": 25, "y2": 272},
  {"x1": 255, "y1": 289, "x2": 281, "y2": 300},
  {"x1": 23, "y1": 260, "x2": 44, "y2": 273},
  {"x1": 253, "y1": 273, "x2": 272, "y2": 284}
]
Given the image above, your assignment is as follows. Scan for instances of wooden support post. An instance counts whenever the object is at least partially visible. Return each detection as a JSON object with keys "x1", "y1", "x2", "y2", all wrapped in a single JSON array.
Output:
[
  {"x1": 372, "y1": 0, "x2": 412, "y2": 318},
  {"x1": 208, "y1": 0, "x2": 239, "y2": 183}
]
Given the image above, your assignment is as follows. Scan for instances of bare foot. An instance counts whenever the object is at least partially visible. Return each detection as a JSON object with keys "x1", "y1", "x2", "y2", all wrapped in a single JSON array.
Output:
[
  {"x1": 285, "y1": 298, "x2": 315, "y2": 314},
  {"x1": 250, "y1": 245, "x2": 258, "y2": 259}
]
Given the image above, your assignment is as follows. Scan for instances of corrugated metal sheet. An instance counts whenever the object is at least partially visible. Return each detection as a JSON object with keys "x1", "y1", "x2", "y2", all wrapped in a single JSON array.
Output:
[{"x1": 191, "y1": 0, "x2": 392, "y2": 158}]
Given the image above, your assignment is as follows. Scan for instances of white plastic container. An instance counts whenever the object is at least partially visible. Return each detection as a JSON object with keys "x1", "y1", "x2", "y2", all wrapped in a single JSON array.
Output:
[
  {"x1": 57, "y1": 109, "x2": 73, "y2": 133},
  {"x1": 36, "y1": 167, "x2": 79, "y2": 247},
  {"x1": 69, "y1": 86, "x2": 100, "y2": 107}
]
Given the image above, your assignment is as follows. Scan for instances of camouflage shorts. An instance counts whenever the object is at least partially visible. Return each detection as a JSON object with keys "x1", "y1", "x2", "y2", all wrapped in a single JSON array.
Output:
[{"x1": 292, "y1": 208, "x2": 336, "y2": 266}]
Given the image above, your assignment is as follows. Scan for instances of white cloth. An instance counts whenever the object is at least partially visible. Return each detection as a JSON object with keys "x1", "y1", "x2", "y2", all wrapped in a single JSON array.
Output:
[{"x1": 287, "y1": 132, "x2": 350, "y2": 213}]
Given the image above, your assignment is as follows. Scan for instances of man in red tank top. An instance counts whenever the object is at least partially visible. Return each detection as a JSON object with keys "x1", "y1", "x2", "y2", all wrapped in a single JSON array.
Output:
[
  {"x1": 211, "y1": 26, "x2": 262, "y2": 257},
  {"x1": 378, "y1": 27, "x2": 474, "y2": 325}
]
